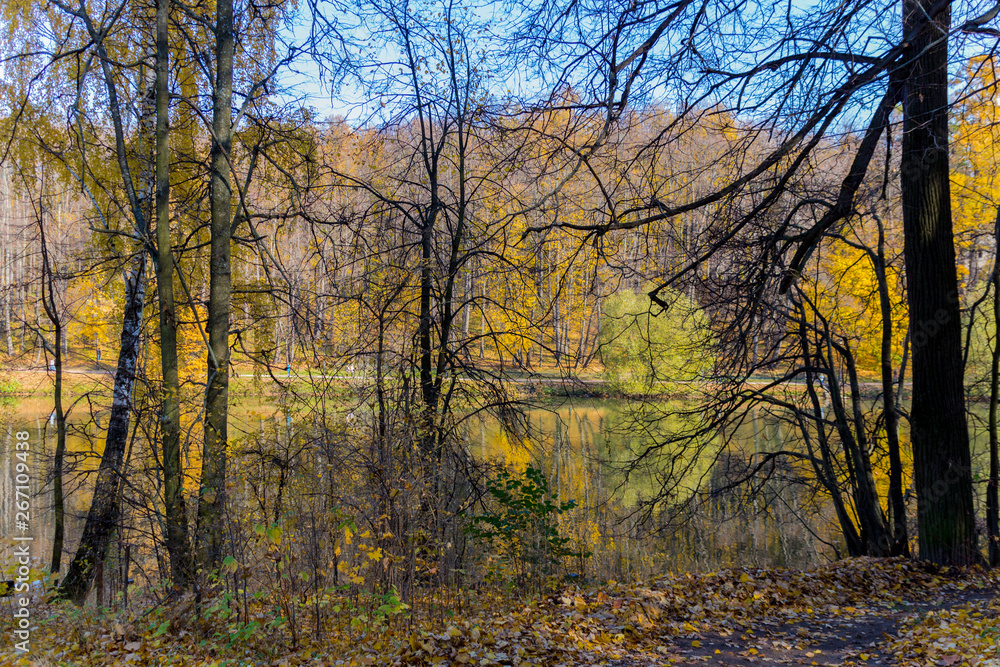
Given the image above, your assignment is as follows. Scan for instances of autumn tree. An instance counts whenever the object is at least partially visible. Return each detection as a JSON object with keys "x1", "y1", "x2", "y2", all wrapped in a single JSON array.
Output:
[
  {"x1": 1, "y1": 0, "x2": 304, "y2": 596},
  {"x1": 516, "y1": 0, "x2": 998, "y2": 564},
  {"x1": 195, "y1": 0, "x2": 235, "y2": 575},
  {"x1": 153, "y1": 0, "x2": 192, "y2": 588},
  {"x1": 598, "y1": 285, "x2": 712, "y2": 395},
  {"x1": 247, "y1": 0, "x2": 609, "y2": 586},
  {"x1": 29, "y1": 0, "x2": 161, "y2": 601}
]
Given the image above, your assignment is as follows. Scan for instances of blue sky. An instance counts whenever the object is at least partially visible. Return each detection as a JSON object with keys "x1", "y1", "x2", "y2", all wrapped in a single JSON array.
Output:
[{"x1": 269, "y1": 0, "x2": 1000, "y2": 130}]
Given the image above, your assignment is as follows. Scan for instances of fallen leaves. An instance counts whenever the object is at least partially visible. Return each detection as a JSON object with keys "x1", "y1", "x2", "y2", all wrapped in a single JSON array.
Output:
[
  {"x1": 890, "y1": 595, "x2": 1000, "y2": 667},
  {"x1": 1, "y1": 557, "x2": 997, "y2": 666}
]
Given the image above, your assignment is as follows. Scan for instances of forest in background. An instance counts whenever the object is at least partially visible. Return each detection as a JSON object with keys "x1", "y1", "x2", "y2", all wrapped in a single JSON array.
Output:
[{"x1": 5, "y1": 0, "x2": 1000, "y2": 663}]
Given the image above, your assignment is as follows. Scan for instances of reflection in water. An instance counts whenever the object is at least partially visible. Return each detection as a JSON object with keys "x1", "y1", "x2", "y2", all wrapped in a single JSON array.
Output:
[
  {"x1": 0, "y1": 397, "x2": 284, "y2": 583},
  {"x1": 470, "y1": 400, "x2": 851, "y2": 575},
  {"x1": 4, "y1": 394, "x2": 994, "y2": 585},
  {"x1": 1, "y1": 410, "x2": 101, "y2": 576},
  {"x1": 1, "y1": 398, "x2": 839, "y2": 583}
]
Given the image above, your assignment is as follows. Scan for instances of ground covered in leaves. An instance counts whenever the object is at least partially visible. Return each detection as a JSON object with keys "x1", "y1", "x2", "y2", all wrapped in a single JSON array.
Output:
[{"x1": 3, "y1": 558, "x2": 999, "y2": 666}]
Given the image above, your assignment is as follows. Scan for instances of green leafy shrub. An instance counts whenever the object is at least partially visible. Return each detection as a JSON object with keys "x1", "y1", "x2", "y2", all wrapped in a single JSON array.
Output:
[
  {"x1": 0, "y1": 376, "x2": 23, "y2": 395},
  {"x1": 466, "y1": 466, "x2": 590, "y2": 589}
]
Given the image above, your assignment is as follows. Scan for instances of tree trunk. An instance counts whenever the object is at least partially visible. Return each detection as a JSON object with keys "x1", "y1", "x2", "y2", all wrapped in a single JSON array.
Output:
[
  {"x1": 37, "y1": 180, "x2": 67, "y2": 576},
  {"x1": 872, "y1": 216, "x2": 909, "y2": 556},
  {"x1": 418, "y1": 207, "x2": 440, "y2": 456},
  {"x1": 58, "y1": 3, "x2": 156, "y2": 603},
  {"x1": 59, "y1": 256, "x2": 146, "y2": 603},
  {"x1": 1, "y1": 165, "x2": 12, "y2": 356},
  {"x1": 798, "y1": 309, "x2": 865, "y2": 556},
  {"x1": 198, "y1": 0, "x2": 234, "y2": 573},
  {"x1": 155, "y1": 0, "x2": 192, "y2": 590},
  {"x1": 462, "y1": 271, "x2": 471, "y2": 345},
  {"x1": 988, "y1": 206, "x2": 1000, "y2": 566},
  {"x1": 900, "y1": 0, "x2": 978, "y2": 565},
  {"x1": 835, "y1": 336, "x2": 892, "y2": 556}
]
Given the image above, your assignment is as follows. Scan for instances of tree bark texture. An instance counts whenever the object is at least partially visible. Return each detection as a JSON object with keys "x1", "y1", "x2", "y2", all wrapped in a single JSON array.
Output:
[
  {"x1": 198, "y1": 0, "x2": 234, "y2": 573},
  {"x1": 900, "y1": 0, "x2": 978, "y2": 565}
]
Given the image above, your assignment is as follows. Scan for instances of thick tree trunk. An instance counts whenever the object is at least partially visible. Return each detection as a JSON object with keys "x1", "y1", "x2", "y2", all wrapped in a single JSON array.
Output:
[
  {"x1": 900, "y1": 0, "x2": 979, "y2": 565},
  {"x1": 49, "y1": 300, "x2": 66, "y2": 576},
  {"x1": 197, "y1": 0, "x2": 234, "y2": 573},
  {"x1": 155, "y1": 0, "x2": 192, "y2": 589}
]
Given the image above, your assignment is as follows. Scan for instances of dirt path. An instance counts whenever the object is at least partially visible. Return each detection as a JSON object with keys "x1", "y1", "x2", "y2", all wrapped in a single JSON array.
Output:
[
  {"x1": 670, "y1": 609, "x2": 907, "y2": 665},
  {"x1": 626, "y1": 589, "x2": 997, "y2": 666},
  {"x1": 572, "y1": 590, "x2": 1000, "y2": 667}
]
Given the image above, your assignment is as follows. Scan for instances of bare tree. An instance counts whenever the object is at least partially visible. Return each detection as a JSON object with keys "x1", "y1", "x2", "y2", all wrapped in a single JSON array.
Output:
[{"x1": 514, "y1": 0, "x2": 998, "y2": 564}]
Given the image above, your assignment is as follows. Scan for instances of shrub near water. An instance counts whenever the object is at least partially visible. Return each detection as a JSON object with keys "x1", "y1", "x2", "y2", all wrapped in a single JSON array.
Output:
[
  {"x1": 0, "y1": 376, "x2": 23, "y2": 395},
  {"x1": 466, "y1": 466, "x2": 591, "y2": 589}
]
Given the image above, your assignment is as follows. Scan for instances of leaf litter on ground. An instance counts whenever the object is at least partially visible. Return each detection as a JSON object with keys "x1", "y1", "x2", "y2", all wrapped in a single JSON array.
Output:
[{"x1": 3, "y1": 557, "x2": 999, "y2": 666}]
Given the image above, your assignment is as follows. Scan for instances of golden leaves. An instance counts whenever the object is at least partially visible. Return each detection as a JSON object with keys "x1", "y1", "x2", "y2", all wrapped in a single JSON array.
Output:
[
  {"x1": 890, "y1": 596, "x2": 1000, "y2": 666},
  {"x1": 7, "y1": 557, "x2": 1000, "y2": 667}
]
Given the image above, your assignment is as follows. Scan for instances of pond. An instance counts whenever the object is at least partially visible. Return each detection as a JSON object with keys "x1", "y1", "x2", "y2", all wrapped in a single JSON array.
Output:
[
  {"x1": 466, "y1": 398, "x2": 840, "y2": 575},
  {"x1": 2, "y1": 391, "x2": 994, "y2": 583}
]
